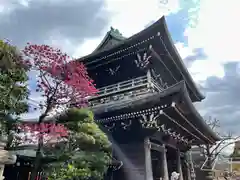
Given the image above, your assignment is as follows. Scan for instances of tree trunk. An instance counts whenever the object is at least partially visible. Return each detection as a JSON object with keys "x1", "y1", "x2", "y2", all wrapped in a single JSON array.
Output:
[
  {"x1": 6, "y1": 124, "x2": 13, "y2": 150},
  {"x1": 204, "y1": 145, "x2": 214, "y2": 180},
  {"x1": 30, "y1": 142, "x2": 43, "y2": 180},
  {"x1": 205, "y1": 158, "x2": 214, "y2": 180},
  {"x1": 30, "y1": 115, "x2": 45, "y2": 180}
]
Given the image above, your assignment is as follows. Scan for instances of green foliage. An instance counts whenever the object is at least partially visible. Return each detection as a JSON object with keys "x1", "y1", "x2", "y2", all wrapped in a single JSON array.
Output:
[
  {"x1": 45, "y1": 108, "x2": 111, "y2": 180},
  {"x1": 0, "y1": 40, "x2": 29, "y2": 149},
  {"x1": 0, "y1": 39, "x2": 29, "y2": 117}
]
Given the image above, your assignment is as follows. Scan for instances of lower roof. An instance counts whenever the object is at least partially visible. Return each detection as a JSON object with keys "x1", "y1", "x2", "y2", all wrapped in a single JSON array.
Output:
[{"x1": 92, "y1": 81, "x2": 220, "y2": 144}]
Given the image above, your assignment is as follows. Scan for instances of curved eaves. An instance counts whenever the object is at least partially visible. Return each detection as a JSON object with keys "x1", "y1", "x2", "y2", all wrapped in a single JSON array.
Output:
[
  {"x1": 92, "y1": 31, "x2": 112, "y2": 53},
  {"x1": 160, "y1": 17, "x2": 205, "y2": 102},
  {"x1": 91, "y1": 80, "x2": 220, "y2": 143},
  {"x1": 178, "y1": 82, "x2": 221, "y2": 142},
  {"x1": 92, "y1": 81, "x2": 187, "y2": 116}
]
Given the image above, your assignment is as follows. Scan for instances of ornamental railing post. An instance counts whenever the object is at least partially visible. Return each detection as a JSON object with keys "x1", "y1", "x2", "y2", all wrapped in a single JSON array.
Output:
[{"x1": 147, "y1": 70, "x2": 152, "y2": 89}]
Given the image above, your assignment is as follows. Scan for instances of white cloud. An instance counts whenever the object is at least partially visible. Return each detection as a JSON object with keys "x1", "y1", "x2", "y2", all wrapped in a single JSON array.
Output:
[
  {"x1": 185, "y1": 0, "x2": 240, "y2": 80},
  {"x1": 0, "y1": 0, "x2": 29, "y2": 13},
  {"x1": 189, "y1": 60, "x2": 225, "y2": 82},
  {"x1": 73, "y1": 0, "x2": 181, "y2": 57},
  {"x1": 174, "y1": 42, "x2": 194, "y2": 59},
  {"x1": 212, "y1": 138, "x2": 237, "y2": 157},
  {"x1": 174, "y1": 43, "x2": 225, "y2": 81},
  {"x1": 104, "y1": 0, "x2": 180, "y2": 37},
  {"x1": 73, "y1": 38, "x2": 103, "y2": 57}
]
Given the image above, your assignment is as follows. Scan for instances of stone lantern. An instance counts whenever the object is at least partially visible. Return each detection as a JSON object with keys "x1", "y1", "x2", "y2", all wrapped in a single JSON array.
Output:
[{"x1": 0, "y1": 135, "x2": 17, "y2": 180}]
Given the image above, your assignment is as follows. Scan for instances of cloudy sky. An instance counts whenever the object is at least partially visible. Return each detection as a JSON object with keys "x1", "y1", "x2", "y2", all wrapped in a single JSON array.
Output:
[{"x1": 0, "y1": 0, "x2": 240, "y2": 141}]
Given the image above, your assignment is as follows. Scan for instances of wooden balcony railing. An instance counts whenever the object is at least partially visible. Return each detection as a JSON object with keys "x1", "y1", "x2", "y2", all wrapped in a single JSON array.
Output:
[{"x1": 89, "y1": 75, "x2": 164, "y2": 100}]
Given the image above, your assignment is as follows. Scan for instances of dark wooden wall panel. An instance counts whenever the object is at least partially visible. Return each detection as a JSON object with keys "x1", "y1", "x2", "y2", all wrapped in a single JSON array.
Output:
[{"x1": 113, "y1": 142, "x2": 146, "y2": 180}]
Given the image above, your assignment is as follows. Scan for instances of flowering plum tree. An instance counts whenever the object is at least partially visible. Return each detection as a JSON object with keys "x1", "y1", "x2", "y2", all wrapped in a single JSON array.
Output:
[{"x1": 22, "y1": 43, "x2": 97, "y2": 180}]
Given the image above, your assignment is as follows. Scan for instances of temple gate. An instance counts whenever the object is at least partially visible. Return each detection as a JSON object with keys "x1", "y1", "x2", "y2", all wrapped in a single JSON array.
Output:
[{"x1": 78, "y1": 16, "x2": 220, "y2": 180}]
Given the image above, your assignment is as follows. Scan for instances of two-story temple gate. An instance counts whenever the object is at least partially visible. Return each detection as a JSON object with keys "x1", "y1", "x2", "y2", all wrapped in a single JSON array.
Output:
[{"x1": 78, "y1": 16, "x2": 220, "y2": 180}]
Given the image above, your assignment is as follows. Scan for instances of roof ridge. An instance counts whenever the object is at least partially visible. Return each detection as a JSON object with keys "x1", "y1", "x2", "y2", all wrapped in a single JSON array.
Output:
[
  {"x1": 109, "y1": 27, "x2": 126, "y2": 40},
  {"x1": 91, "y1": 27, "x2": 126, "y2": 53}
]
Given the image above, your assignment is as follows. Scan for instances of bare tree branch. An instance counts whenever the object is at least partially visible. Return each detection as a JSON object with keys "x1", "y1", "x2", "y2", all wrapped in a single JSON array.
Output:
[
  {"x1": 196, "y1": 117, "x2": 239, "y2": 164},
  {"x1": 214, "y1": 137, "x2": 240, "y2": 158}
]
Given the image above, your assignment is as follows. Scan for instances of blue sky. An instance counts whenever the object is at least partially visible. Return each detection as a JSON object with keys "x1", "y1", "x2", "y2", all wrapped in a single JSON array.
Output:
[
  {"x1": 166, "y1": 8, "x2": 189, "y2": 43},
  {"x1": 0, "y1": 0, "x2": 240, "y2": 153}
]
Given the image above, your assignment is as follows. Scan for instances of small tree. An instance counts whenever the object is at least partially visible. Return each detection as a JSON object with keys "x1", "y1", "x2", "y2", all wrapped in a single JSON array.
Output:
[
  {"x1": 22, "y1": 44, "x2": 97, "y2": 180},
  {"x1": 198, "y1": 117, "x2": 240, "y2": 169},
  {"x1": 45, "y1": 108, "x2": 111, "y2": 180},
  {"x1": 0, "y1": 39, "x2": 29, "y2": 148}
]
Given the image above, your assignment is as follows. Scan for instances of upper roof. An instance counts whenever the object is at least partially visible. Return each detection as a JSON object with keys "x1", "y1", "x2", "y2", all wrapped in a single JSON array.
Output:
[{"x1": 78, "y1": 16, "x2": 204, "y2": 102}]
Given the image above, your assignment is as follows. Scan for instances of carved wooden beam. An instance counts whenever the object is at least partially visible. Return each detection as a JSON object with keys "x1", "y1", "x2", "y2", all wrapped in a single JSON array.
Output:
[
  {"x1": 96, "y1": 105, "x2": 168, "y2": 123},
  {"x1": 104, "y1": 123, "x2": 116, "y2": 132},
  {"x1": 139, "y1": 113, "x2": 160, "y2": 129},
  {"x1": 160, "y1": 108, "x2": 203, "y2": 145},
  {"x1": 120, "y1": 120, "x2": 132, "y2": 130},
  {"x1": 173, "y1": 103, "x2": 214, "y2": 144},
  {"x1": 134, "y1": 51, "x2": 152, "y2": 69}
]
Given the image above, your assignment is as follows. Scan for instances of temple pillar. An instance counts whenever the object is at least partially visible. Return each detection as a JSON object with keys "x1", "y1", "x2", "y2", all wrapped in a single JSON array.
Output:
[
  {"x1": 162, "y1": 145, "x2": 169, "y2": 180},
  {"x1": 186, "y1": 163, "x2": 191, "y2": 180},
  {"x1": 186, "y1": 151, "x2": 196, "y2": 180},
  {"x1": 183, "y1": 153, "x2": 191, "y2": 180},
  {"x1": 144, "y1": 138, "x2": 153, "y2": 180},
  {"x1": 177, "y1": 150, "x2": 183, "y2": 180}
]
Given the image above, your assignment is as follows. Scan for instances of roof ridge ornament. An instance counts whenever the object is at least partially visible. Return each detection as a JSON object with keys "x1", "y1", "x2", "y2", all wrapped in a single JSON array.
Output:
[{"x1": 110, "y1": 27, "x2": 123, "y2": 37}]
